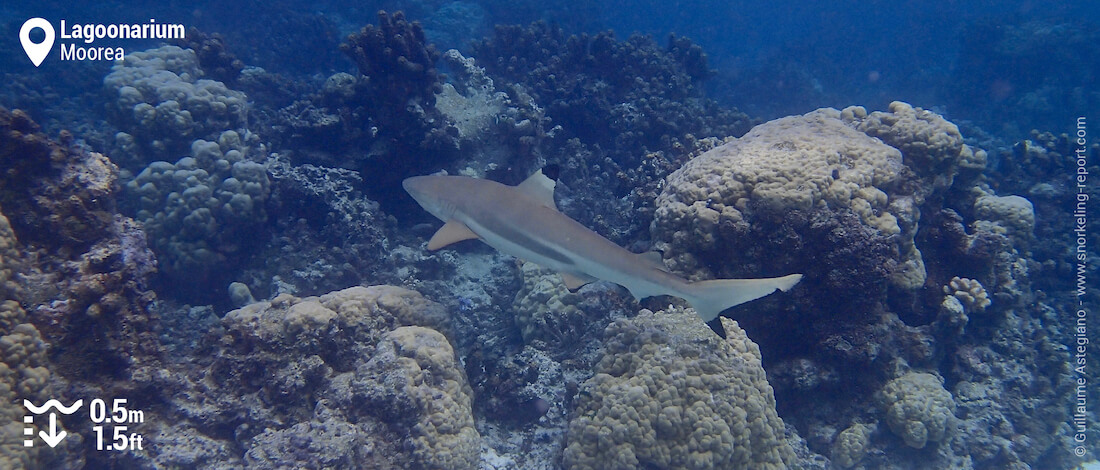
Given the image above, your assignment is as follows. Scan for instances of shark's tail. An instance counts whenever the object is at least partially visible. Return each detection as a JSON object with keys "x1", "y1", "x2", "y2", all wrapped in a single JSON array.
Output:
[{"x1": 684, "y1": 274, "x2": 803, "y2": 322}]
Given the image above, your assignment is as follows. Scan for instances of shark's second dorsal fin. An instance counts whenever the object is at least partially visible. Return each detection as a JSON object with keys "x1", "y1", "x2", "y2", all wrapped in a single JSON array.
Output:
[
  {"x1": 516, "y1": 169, "x2": 557, "y2": 210},
  {"x1": 427, "y1": 219, "x2": 479, "y2": 250}
]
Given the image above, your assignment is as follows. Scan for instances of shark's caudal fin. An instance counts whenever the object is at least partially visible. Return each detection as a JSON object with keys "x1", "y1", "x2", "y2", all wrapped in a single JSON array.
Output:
[{"x1": 684, "y1": 274, "x2": 803, "y2": 322}]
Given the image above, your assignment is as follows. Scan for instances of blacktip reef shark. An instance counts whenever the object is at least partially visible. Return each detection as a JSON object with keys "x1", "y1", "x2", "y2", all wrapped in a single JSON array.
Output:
[{"x1": 403, "y1": 169, "x2": 802, "y2": 326}]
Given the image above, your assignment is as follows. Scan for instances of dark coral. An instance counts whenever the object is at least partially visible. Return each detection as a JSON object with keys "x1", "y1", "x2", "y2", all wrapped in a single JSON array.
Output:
[
  {"x1": 471, "y1": 22, "x2": 752, "y2": 159},
  {"x1": 173, "y1": 27, "x2": 245, "y2": 84},
  {"x1": 0, "y1": 108, "x2": 116, "y2": 250},
  {"x1": 468, "y1": 23, "x2": 753, "y2": 249},
  {"x1": 337, "y1": 10, "x2": 459, "y2": 201},
  {"x1": 341, "y1": 11, "x2": 444, "y2": 109},
  {"x1": 0, "y1": 107, "x2": 162, "y2": 399},
  {"x1": 667, "y1": 33, "x2": 716, "y2": 81}
]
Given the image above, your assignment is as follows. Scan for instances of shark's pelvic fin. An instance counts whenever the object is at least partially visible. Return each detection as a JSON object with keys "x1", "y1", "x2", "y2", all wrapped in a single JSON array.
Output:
[
  {"x1": 560, "y1": 272, "x2": 597, "y2": 291},
  {"x1": 428, "y1": 219, "x2": 480, "y2": 250}
]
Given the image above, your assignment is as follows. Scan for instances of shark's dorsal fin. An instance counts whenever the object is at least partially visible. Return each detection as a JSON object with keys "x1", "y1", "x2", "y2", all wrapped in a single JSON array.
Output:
[
  {"x1": 516, "y1": 170, "x2": 557, "y2": 210},
  {"x1": 427, "y1": 219, "x2": 479, "y2": 250},
  {"x1": 560, "y1": 272, "x2": 596, "y2": 291},
  {"x1": 637, "y1": 251, "x2": 668, "y2": 271}
]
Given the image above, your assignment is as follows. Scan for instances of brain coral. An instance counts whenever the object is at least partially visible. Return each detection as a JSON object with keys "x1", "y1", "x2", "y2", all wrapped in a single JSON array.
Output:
[
  {"x1": 878, "y1": 372, "x2": 956, "y2": 449},
  {"x1": 563, "y1": 307, "x2": 793, "y2": 470}
]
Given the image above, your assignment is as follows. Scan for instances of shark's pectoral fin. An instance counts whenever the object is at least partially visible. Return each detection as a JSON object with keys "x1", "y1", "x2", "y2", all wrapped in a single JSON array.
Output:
[
  {"x1": 427, "y1": 220, "x2": 480, "y2": 250},
  {"x1": 560, "y1": 272, "x2": 596, "y2": 291}
]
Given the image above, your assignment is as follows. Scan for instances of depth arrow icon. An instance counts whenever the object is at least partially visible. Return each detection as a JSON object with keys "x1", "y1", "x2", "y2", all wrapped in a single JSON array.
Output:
[{"x1": 39, "y1": 413, "x2": 66, "y2": 448}]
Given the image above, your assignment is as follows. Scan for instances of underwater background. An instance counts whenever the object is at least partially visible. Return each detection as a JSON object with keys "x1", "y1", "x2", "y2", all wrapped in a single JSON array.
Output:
[{"x1": 0, "y1": 0, "x2": 1098, "y2": 468}]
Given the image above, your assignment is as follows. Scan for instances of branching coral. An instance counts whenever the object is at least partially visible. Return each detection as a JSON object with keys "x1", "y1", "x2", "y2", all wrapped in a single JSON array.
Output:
[
  {"x1": 341, "y1": 10, "x2": 443, "y2": 109},
  {"x1": 944, "y1": 276, "x2": 991, "y2": 313},
  {"x1": 172, "y1": 27, "x2": 245, "y2": 84},
  {"x1": 337, "y1": 10, "x2": 459, "y2": 197}
]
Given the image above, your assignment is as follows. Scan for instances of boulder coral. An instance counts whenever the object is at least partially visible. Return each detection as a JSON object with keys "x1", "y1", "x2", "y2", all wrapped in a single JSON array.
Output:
[
  {"x1": 156, "y1": 285, "x2": 475, "y2": 469},
  {"x1": 353, "y1": 326, "x2": 480, "y2": 470},
  {"x1": 972, "y1": 190, "x2": 1035, "y2": 243},
  {"x1": 651, "y1": 107, "x2": 909, "y2": 304},
  {"x1": 512, "y1": 262, "x2": 585, "y2": 345},
  {"x1": 563, "y1": 307, "x2": 794, "y2": 470},
  {"x1": 653, "y1": 108, "x2": 905, "y2": 256},
  {"x1": 126, "y1": 130, "x2": 269, "y2": 284},
  {"x1": 877, "y1": 372, "x2": 956, "y2": 449},
  {"x1": 104, "y1": 45, "x2": 248, "y2": 166},
  {"x1": 0, "y1": 212, "x2": 50, "y2": 470},
  {"x1": 831, "y1": 422, "x2": 874, "y2": 469}
]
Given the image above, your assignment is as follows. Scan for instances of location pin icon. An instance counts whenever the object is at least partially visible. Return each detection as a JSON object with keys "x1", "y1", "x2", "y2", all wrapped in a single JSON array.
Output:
[{"x1": 20, "y1": 18, "x2": 55, "y2": 67}]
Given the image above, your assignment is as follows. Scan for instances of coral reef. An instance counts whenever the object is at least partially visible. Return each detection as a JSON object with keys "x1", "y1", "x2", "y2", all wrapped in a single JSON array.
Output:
[
  {"x1": 471, "y1": 22, "x2": 750, "y2": 159},
  {"x1": 127, "y1": 285, "x2": 471, "y2": 468},
  {"x1": 437, "y1": 49, "x2": 552, "y2": 165},
  {"x1": 125, "y1": 130, "x2": 270, "y2": 286},
  {"x1": 337, "y1": 10, "x2": 459, "y2": 198},
  {"x1": 171, "y1": 27, "x2": 245, "y2": 85},
  {"x1": 0, "y1": 108, "x2": 117, "y2": 249},
  {"x1": 830, "y1": 422, "x2": 873, "y2": 468},
  {"x1": 104, "y1": 46, "x2": 249, "y2": 168},
  {"x1": 877, "y1": 372, "x2": 956, "y2": 449},
  {"x1": 470, "y1": 22, "x2": 754, "y2": 249},
  {"x1": 0, "y1": 107, "x2": 160, "y2": 386},
  {"x1": 0, "y1": 212, "x2": 50, "y2": 470},
  {"x1": 563, "y1": 307, "x2": 795, "y2": 469},
  {"x1": 235, "y1": 154, "x2": 395, "y2": 299}
]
